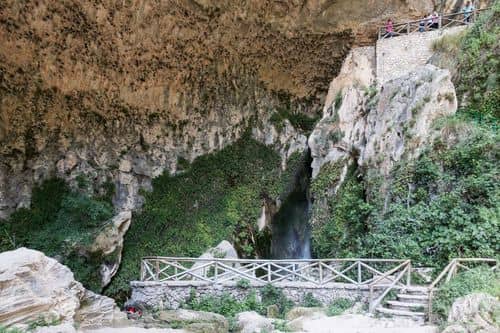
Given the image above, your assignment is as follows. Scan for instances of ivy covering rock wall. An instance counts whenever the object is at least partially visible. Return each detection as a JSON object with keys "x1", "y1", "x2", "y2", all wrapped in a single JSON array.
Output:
[{"x1": 105, "y1": 136, "x2": 308, "y2": 302}]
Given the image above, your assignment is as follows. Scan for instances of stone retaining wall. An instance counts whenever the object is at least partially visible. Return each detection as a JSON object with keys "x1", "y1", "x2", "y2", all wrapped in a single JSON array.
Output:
[
  {"x1": 376, "y1": 25, "x2": 466, "y2": 86},
  {"x1": 130, "y1": 281, "x2": 384, "y2": 309}
]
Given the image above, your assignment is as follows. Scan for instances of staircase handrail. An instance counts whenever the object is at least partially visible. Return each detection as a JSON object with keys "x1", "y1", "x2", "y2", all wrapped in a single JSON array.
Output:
[{"x1": 368, "y1": 260, "x2": 411, "y2": 312}]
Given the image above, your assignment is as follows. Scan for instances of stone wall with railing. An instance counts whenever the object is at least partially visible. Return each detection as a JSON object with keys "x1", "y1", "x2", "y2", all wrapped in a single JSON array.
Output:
[
  {"x1": 376, "y1": 25, "x2": 466, "y2": 86},
  {"x1": 130, "y1": 281, "x2": 379, "y2": 309}
]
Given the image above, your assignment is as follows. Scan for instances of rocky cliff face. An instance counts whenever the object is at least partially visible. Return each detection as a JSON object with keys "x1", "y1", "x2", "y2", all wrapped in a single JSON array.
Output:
[{"x1": 0, "y1": 0, "x2": 441, "y2": 218}]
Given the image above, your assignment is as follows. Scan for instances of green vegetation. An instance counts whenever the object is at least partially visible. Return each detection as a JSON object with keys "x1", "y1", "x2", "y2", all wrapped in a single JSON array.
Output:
[
  {"x1": 326, "y1": 298, "x2": 355, "y2": 316},
  {"x1": 270, "y1": 106, "x2": 320, "y2": 133},
  {"x1": 433, "y1": 267, "x2": 500, "y2": 322},
  {"x1": 0, "y1": 178, "x2": 114, "y2": 292},
  {"x1": 311, "y1": 4, "x2": 499, "y2": 269},
  {"x1": 260, "y1": 284, "x2": 294, "y2": 317},
  {"x1": 312, "y1": 163, "x2": 371, "y2": 258},
  {"x1": 105, "y1": 136, "x2": 307, "y2": 302},
  {"x1": 301, "y1": 292, "x2": 322, "y2": 307},
  {"x1": 184, "y1": 290, "x2": 263, "y2": 319},
  {"x1": 183, "y1": 285, "x2": 294, "y2": 329}
]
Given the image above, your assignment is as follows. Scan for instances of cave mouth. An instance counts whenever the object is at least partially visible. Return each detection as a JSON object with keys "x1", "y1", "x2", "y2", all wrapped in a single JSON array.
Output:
[{"x1": 270, "y1": 150, "x2": 313, "y2": 259}]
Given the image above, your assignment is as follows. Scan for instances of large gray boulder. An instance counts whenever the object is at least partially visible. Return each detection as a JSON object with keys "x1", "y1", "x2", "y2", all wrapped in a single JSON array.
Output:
[
  {"x1": 235, "y1": 311, "x2": 274, "y2": 333},
  {"x1": 0, "y1": 248, "x2": 125, "y2": 330},
  {"x1": 156, "y1": 309, "x2": 228, "y2": 333},
  {"x1": 442, "y1": 293, "x2": 500, "y2": 333}
]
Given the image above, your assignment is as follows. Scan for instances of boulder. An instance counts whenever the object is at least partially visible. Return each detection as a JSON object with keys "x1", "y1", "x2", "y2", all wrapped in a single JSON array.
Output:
[
  {"x1": 235, "y1": 311, "x2": 274, "y2": 333},
  {"x1": 285, "y1": 307, "x2": 324, "y2": 321},
  {"x1": 0, "y1": 248, "x2": 124, "y2": 330},
  {"x1": 157, "y1": 309, "x2": 228, "y2": 333},
  {"x1": 442, "y1": 293, "x2": 499, "y2": 333},
  {"x1": 266, "y1": 304, "x2": 279, "y2": 318},
  {"x1": 191, "y1": 240, "x2": 238, "y2": 278},
  {"x1": 89, "y1": 210, "x2": 132, "y2": 287}
]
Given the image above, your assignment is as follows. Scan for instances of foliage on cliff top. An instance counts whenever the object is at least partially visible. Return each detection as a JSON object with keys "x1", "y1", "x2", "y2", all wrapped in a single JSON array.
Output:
[
  {"x1": 105, "y1": 136, "x2": 306, "y2": 303},
  {"x1": 433, "y1": 1, "x2": 499, "y2": 121},
  {"x1": 0, "y1": 178, "x2": 114, "y2": 292}
]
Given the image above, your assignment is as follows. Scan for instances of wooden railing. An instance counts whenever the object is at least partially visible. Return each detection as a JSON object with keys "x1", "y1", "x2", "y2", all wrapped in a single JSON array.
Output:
[
  {"x1": 140, "y1": 257, "x2": 408, "y2": 287},
  {"x1": 368, "y1": 260, "x2": 412, "y2": 312},
  {"x1": 378, "y1": 8, "x2": 489, "y2": 40},
  {"x1": 427, "y1": 258, "x2": 498, "y2": 321}
]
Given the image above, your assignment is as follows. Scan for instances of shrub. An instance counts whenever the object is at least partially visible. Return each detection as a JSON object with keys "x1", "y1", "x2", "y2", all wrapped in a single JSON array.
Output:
[
  {"x1": 184, "y1": 292, "x2": 261, "y2": 318},
  {"x1": 301, "y1": 293, "x2": 322, "y2": 307},
  {"x1": 0, "y1": 178, "x2": 114, "y2": 292},
  {"x1": 326, "y1": 298, "x2": 354, "y2": 316},
  {"x1": 236, "y1": 279, "x2": 251, "y2": 289},
  {"x1": 433, "y1": 267, "x2": 500, "y2": 322},
  {"x1": 260, "y1": 284, "x2": 294, "y2": 317}
]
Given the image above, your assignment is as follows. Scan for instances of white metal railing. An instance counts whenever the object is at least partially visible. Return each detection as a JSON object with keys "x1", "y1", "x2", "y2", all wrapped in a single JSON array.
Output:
[
  {"x1": 378, "y1": 8, "x2": 489, "y2": 40},
  {"x1": 140, "y1": 257, "x2": 408, "y2": 287}
]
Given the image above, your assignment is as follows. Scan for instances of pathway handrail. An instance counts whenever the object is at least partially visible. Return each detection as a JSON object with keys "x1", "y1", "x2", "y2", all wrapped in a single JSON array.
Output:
[
  {"x1": 141, "y1": 256, "x2": 407, "y2": 263},
  {"x1": 378, "y1": 8, "x2": 490, "y2": 40},
  {"x1": 368, "y1": 260, "x2": 411, "y2": 312},
  {"x1": 427, "y1": 258, "x2": 498, "y2": 322},
  {"x1": 139, "y1": 257, "x2": 410, "y2": 287}
]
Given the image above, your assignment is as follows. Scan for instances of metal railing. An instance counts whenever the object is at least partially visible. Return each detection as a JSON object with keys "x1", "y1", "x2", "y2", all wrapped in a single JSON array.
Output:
[
  {"x1": 427, "y1": 258, "x2": 497, "y2": 321},
  {"x1": 378, "y1": 8, "x2": 489, "y2": 40},
  {"x1": 140, "y1": 257, "x2": 408, "y2": 287}
]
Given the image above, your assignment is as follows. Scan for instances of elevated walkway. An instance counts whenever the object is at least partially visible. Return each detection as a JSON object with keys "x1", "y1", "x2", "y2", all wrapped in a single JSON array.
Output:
[{"x1": 375, "y1": 8, "x2": 488, "y2": 86}]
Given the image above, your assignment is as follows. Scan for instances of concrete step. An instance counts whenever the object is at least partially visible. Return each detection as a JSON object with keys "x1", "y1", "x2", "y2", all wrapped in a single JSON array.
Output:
[
  {"x1": 397, "y1": 294, "x2": 429, "y2": 303},
  {"x1": 387, "y1": 300, "x2": 427, "y2": 311},
  {"x1": 376, "y1": 306, "x2": 426, "y2": 317},
  {"x1": 402, "y1": 286, "x2": 429, "y2": 294}
]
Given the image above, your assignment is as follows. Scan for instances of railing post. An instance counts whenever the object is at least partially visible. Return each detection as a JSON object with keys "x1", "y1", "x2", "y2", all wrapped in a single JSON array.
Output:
[
  {"x1": 406, "y1": 22, "x2": 410, "y2": 35},
  {"x1": 428, "y1": 288, "x2": 434, "y2": 323},
  {"x1": 357, "y1": 261, "x2": 362, "y2": 284},
  {"x1": 267, "y1": 263, "x2": 271, "y2": 282},
  {"x1": 214, "y1": 261, "x2": 218, "y2": 284},
  {"x1": 406, "y1": 261, "x2": 412, "y2": 287},
  {"x1": 155, "y1": 260, "x2": 160, "y2": 281},
  {"x1": 140, "y1": 260, "x2": 145, "y2": 281},
  {"x1": 319, "y1": 262, "x2": 323, "y2": 285}
]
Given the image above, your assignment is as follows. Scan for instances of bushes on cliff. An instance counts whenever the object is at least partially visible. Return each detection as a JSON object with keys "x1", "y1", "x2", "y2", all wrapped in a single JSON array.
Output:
[
  {"x1": 105, "y1": 136, "x2": 306, "y2": 303},
  {"x1": 311, "y1": 126, "x2": 498, "y2": 271},
  {"x1": 433, "y1": 267, "x2": 500, "y2": 321},
  {"x1": 0, "y1": 178, "x2": 114, "y2": 292}
]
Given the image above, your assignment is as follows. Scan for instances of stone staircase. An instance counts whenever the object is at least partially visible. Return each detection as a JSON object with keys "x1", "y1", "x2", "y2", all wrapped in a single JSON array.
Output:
[{"x1": 376, "y1": 286, "x2": 429, "y2": 322}]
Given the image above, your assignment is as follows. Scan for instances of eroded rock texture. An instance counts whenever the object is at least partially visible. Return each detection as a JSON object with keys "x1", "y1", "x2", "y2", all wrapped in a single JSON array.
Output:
[
  {"x1": 0, "y1": 0, "x2": 438, "y2": 217},
  {"x1": 0, "y1": 248, "x2": 125, "y2": 329}
]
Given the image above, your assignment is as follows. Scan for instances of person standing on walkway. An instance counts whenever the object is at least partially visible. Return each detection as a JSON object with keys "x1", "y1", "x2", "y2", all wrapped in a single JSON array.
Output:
[
  {"x1": 463, "y1": 1, "x2": 475, "y2": 23},
  {"x1": 419, "y1": 16, "x2": 427, "y2": 32},
  {"x1": 430, "y1": 12, "x2": 440, "y2": 29},
  {"x1": 385, "y1": 18, "x2": 394, "y2": 38}
]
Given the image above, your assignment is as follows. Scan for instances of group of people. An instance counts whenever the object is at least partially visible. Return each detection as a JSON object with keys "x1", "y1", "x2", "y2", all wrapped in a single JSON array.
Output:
[
  {"x1": 418, "y1": 12, "x2": 440, "y2": 32},
  {"x1": 384, "y1": 1, "x2": 477, "y2": 38}
]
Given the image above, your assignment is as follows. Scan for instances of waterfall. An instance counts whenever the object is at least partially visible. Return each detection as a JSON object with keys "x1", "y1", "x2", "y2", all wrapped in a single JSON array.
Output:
[{"x1": 270, "y1": 150, "x2": 312, "y2": 259}]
